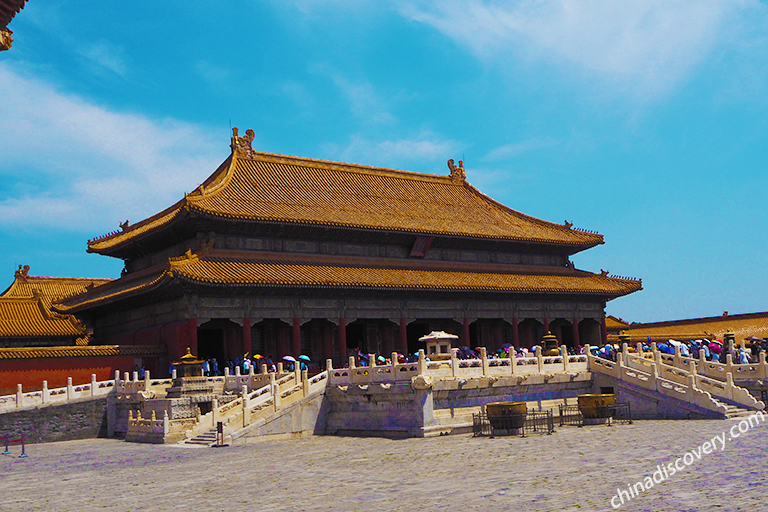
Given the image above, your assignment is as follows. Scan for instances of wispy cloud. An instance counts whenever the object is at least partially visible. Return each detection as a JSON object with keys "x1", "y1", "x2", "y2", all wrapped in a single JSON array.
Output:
[
  {"x1": 324, "y1": 132, "x2": 458, "y2": 168},
  {"x1": 398, "y1": 0, "x2": 765, "y2": 98},
  {"x1": 196, "y1": 59, "x2": 231, "y2": 85},
  {"x1": 0, "y1": 63, "x2": 223, "y2": 233},
  {"x1": 77, "y1": 42, "x2": 128, "y2": 76},
  {"x1": 311, "y1": 64, "x2": 396, "y2": 124},
  {"x1": 482, "y1": 137, "x2": 558, "y2": 161}
]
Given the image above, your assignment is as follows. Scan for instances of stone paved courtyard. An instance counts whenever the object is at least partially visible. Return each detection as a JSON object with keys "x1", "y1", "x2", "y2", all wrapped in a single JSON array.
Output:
[{"x1": 1, "y1": 418, "x2": 766, "y2": 511}]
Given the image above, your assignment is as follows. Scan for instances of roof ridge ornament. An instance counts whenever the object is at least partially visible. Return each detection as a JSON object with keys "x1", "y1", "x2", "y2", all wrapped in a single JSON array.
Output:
[
  {"x1": 15, "y1": 264, "x2": 29, "y2": 280},
  {"x1": 447, "y1": 159, "x2": 465, "y2": 182},
  {"x1": 231, "y1": 127, "x2": 257, "y2": 159}
]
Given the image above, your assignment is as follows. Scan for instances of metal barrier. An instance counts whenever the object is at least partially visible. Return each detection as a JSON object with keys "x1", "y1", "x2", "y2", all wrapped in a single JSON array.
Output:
[
  {"x1": 1, "y1": 434, "x2": 28, "y2": 458},
  {"x1": 473, "y1": 410, "x2": 555, "y2": 437},
  {"x1": 557, "y1": 403, "x2": 633, "y2": 427}
]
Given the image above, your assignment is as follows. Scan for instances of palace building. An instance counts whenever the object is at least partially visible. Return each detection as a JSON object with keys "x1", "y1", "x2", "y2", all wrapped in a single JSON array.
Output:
[{"x1": 54, "y1": 129, "x2": 642, "y2": 374}]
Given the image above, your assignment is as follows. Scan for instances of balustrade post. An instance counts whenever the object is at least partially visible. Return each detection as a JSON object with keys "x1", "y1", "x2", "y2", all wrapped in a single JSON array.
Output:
[
  {"x1": 688, "y1": 360, "x2": 697, "y2": 376},
  {"x1": 654, "y1": 346, "x2": 662, "y2": 368},
  {"x1": 418, "y1": 349, "x2": 427, "y2": 375},
  {"x1": 272, "y1": 381, "x2": 281, "y2": 411},
  {"x1": 133, "y1": 371, "x2": 139, "y2": 382},
  {"x1": 348, "y1": 356, "x2": 356, "y2": 369},
  {"x1": 326, "y1": 358, "x2": 333, "y2": 372},
  {"x1": 391, "y1": 352, "x2": 398, "y2": 372},
  {"x1": 144, "y1": 370, "x2": 151, "y2": 392},
  {"x1": 249, "y1": 364, "x2": 255, "y2": 376},
  {"x1": 16, "y1": 384, "x2": 22, "y2": 408},
  {"x1": 687, "y1": 374, "x2": 697, "y2": 404},
  {"x1": 42, "y1": 380, "x2": 48, "y2": 404},
  {"x1": 760, "y1": 351, "x2": 767, "y2": 379},
  {"x1": 302, "y1": 370, "x2": 309, "y2": 397},
  {"x1": 211, "y1": 398, "x2": 218, "y2": 427},
  {"x1": 726, "y1": 353, "x2": 734, "y2": 376},
  {"x1": 651, "y1": 342, "x2": 658, "y2": 358},
  {"x1": 242, "y1": 385, "x2": 249, "y2": 428},
  {"x1": 451, "y1": 348, "x2": 459, "y2": 377},
  {"x1": 91, "y1": 374, "x2": 97, "y2": 396},
  {"x1": 172, "y1": 368, "x2": 177, "y2": 379},
  {"x1": 674, "y1": 343, "x2": 682, "y2": 368},
  {"x1": 622, "y1": 342, "x2": 629, "y2": 361},
  {"x1": 636, "y1": 342, "x2": 644, "y2": 357},
  {"x1": 67, "y1": 377, "x2": 74, "y2": 401},
  {"x1": 224, "y1": 367, "x2": 230, "y2": 377},
  {"x1": 277, "y1": 362, "x2": 284, "y2": 374},
  {"x1": 368, "y1": 353, "x2": 376, "y2": 368},
  {"x1": 235, "y1": 365, "x2": 241, "y2": 376},
  {"x1": 294, "y1": 365, "x2": 301, "y2": 386},
  {"x1": 562, "y1": 345, "x2": 569, "y2": 371},
  {"x1": 479, "y1": 347, "x2": 489, "y2": 377},
  {"x1": 124, "y1": 372, "x2": 130, "y2": 384},
  {"x1": 114, "y1": 370, "x2": 121, "y2": 385},
  {"x1": 649, "y1": 362, "x2": 659, "y2": 392},
  {"x1": 262, "y1": 363, "x2": 268, "y2": 374},
  {"x1": 725, "y1": 372, "x2": 735, "y2": 400},
  {"x1": 163, "y1": 411, "x2": 170, "y2": 436},
  {"x1": 535, "y1": 346, "x2": 543, "y2": 374},
  {"x1": 617, "y1": 352, "x2": 624, "y2": 376}
]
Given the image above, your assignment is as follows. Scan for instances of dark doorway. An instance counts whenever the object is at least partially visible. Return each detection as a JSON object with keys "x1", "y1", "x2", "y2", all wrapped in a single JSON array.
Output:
[{"x1": 198, "y1": 328, "x2": 225, "y2": 364}]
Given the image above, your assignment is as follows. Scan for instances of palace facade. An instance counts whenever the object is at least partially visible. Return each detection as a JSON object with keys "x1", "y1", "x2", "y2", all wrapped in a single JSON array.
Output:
[{"x1": 55, "y1": 129, "x2": 641, "y2": 373}]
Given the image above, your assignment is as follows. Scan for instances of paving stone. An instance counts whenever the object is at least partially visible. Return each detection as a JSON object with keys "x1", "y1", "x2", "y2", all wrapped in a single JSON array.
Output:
[{"x1": 0, "y1": 418, "x2": 765, "y2": 511}]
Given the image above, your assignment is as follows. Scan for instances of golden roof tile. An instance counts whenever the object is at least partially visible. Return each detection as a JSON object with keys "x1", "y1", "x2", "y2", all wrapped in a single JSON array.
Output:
[
  {"x1": 624, "y1": 312, "x2": 768, "y2": 341},
  {"x1": 0, "y1": 345, "x2": 165, "y2": 360},
  {"x1": 88, "y1": 136, "x2": 603, "y2": 253},
  {"x1": 0, "y1": 266, "x2": 114, "y2": 339}
]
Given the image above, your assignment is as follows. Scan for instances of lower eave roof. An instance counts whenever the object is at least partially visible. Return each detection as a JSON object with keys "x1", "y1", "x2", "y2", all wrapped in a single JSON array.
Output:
[{"x1": 56, "y1": 253, "x2": 642, "y2": 313}]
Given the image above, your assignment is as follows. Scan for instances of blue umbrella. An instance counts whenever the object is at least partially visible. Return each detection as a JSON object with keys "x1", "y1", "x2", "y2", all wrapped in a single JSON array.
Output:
[{"x1": 298, "y1": 355, "x2": 311, "y2": 362}]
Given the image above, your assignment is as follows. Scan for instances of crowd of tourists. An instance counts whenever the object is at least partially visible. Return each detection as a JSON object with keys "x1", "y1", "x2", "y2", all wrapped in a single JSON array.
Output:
[{"x1": 591, "y1": 336, "x2": 768, "y2": 365}]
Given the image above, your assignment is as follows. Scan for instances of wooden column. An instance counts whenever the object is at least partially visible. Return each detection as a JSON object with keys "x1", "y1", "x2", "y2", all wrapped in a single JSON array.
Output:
[
  {"x1": 511, "y1": 317, "x2": 520, "y2": 348},
  {"x1": 242, "y1": 317, "x2": 252, "y2": 356},
  {"x1": 292, "y1": 317, "x2": 302, "y2": 356},
  {"x1": 572, "y1": 317, "x2": 580, "y2": 347},
  {"x1": 542, "y1": 317, "x2": 550, "y2": 335},
  {"x1": 338, "y1": 317, "x2": 348, "y2": 363},
  {"x1": 463, "y1": 317, "x2": 471, "y2": 348},
  {"x1": 187, "y1": 318, "x2": 198, "y2": 356},
  {"x1": 399, "y1": 317, "x2": 408, "y2": 354}
]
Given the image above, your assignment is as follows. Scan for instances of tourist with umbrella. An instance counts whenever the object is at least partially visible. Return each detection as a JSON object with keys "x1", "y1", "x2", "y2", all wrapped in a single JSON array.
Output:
[{"x1": 298, "y1": 354, "x2": 310, "y2": 371}]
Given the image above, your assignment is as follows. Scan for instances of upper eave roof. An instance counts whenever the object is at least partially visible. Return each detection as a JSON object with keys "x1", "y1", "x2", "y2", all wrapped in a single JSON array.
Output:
[
  {"x1": 56, "y1": 252, "x2": 642, "y2": 313},
  {"x1": 88, "y1": 132, "x2": 603, "y2": 254}
]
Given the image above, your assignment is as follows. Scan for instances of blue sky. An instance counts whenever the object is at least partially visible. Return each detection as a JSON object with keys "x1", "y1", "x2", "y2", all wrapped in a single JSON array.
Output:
[{"x1": 1, "y1": 1, "x2": 767, "y2": 323}]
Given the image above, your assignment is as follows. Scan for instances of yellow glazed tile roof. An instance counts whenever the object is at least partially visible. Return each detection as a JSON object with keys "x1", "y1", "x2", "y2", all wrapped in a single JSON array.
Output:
[
  {"x1": 58, "y1": 251, "x2": 640, "y2": 313},
  {"x1": 0, "y1": 266, "x2": 113, "y2": 339},
  {"x1": 624, "y1": 312, "x2": 768, "y2": 341},
  {"x1": 0, "y1": 345, "x2": 165, "y2": 360},
  {"x1": 89, "y1": 142, "x2": 603, "y2": 252}
]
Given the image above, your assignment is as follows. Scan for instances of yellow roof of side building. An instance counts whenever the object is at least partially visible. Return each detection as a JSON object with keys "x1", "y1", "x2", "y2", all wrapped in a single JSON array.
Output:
[
  {"x1": 0, "y1": 266, "x2": 112, "y2": 341},
  {"x1": 88, "y1": 129, "x2": 604, "y2": 254}
]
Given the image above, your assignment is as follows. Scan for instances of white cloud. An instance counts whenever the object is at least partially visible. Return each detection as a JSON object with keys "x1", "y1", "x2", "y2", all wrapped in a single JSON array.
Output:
[
  {"x1": 482, "y1": 137, "x2": 558, "y2": 161},
  {"x1": 311, "y1": 64, "x2": 396, "y2": 124},
  {"x1": 398, "y1": 0, "x2": 765, "y2": 98},
  {"x1": 77, "y1": 42, "x2": 127, "y2": 76},
  {"x1": 325, "y1": 132, "x2": 459, "y2": 168},
  {"x1": 0, "y1": 63, "x2": 223, "y2": 232}
]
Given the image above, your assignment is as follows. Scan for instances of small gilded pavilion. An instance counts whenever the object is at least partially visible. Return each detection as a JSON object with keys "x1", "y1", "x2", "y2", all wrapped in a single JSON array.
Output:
[{"x1": 55, "y1": 129, "x2": 642, "y2": 373}]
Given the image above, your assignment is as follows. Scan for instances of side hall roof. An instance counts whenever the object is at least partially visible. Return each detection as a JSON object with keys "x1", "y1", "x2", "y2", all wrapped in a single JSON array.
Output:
[
  {"x1": 88, "y1": 129, "x2": 604, "y2": 255},
  {"x1": 0, "y1": 266, "x2": 113, "y2": 339},
  {"x1": 55, "y1": 250, "x2": 642, "y2": 313}
]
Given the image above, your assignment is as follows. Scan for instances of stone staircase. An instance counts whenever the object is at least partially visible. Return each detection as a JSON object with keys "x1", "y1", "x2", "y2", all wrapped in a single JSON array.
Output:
[
  {"x1": 712, "y1": 398, "x2": 755, "y2": 419},
  {"x1": 184, "y1": 428, "x2": 218, "y2": 446}
]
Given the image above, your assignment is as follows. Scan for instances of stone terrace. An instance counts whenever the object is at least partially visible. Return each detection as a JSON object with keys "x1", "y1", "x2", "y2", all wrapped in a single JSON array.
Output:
[{"x1": 1, "y1": 419, "x2": 766, "y2": 511}]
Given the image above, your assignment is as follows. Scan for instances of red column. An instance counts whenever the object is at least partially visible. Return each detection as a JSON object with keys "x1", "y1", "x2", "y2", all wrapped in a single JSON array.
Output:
[
  {"x1": 187, "y1": 317, "x2": 198, "y2": 356},
  {"x1": 242, "y1": 317, "x2": 252, "y2": 356},
  {"x1": 601, "y1": 317, "x2": 608, "y2": 345},
  {"x1": 399, "y1": 317, "x2": 408, "y2": 354},
  {"x1": 339, "y1": 317, "x2": 348, "y2": 363},
  {"x1": 292, "y1": 317, "x2": 302, "y2": 356},
  {"x1": 511, "y1": 317, "x2": 520, "y2": 348},
  {"x1": 572, "y1": 317, "x2": 580, "y2": 348},
  {"x1": 463, "y1": 317, "x2": 471, "y2": 348},
  {"x1": 543, "y1": 317, "x2": 550, "y2": 334}
]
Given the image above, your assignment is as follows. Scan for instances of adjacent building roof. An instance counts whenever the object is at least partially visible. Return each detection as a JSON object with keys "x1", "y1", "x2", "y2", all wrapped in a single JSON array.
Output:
[
  {"x1": 615, "y1": 311, "x2": 768, "y2": 342},
  {"x1": 88, "y1": 129, "x2": 604, "y2": 256},
  {"x1": 0, "y1": 0, "x2": 26, "y2": 28},
  {"x1": 0, "y1": 265, "x2": 112, "y2": 341},
  {"x1": 56, "y1": 250, "x2": 642, "y2": 313}
]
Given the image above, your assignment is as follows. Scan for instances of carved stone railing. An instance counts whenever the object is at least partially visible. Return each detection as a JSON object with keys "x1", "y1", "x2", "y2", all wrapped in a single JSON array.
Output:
[
  {"x1": 0, "y1": 374, "x2": 116, "y2": 413},
  {"x1": 327, "y1": 346, "x2": 588, "y2": 387},
  {"x1": 587, "y1": 346, "x2": 764, "y2": 414}
]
